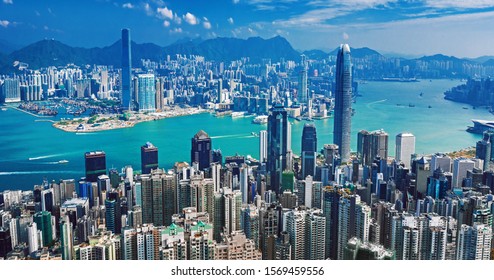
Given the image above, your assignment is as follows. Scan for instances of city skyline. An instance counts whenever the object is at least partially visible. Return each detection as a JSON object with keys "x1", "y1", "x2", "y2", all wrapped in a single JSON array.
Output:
[
  {"x1": 2, "y1": 2, "x2": 494, "y2": 261},
  {"x1": 1, "y1": 1, "x2": 494, "y2": 58}
]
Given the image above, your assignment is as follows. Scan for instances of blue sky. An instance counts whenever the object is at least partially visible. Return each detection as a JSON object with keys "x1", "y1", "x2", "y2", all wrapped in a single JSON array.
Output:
[{"x1": 1, "y1": 0, "x2": 494, "y2": 57}]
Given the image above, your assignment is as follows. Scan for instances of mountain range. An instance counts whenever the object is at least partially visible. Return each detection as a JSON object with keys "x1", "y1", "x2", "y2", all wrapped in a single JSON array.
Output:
[{"x1": 0, "y1": 36, "x2": 492, "y2": 76}]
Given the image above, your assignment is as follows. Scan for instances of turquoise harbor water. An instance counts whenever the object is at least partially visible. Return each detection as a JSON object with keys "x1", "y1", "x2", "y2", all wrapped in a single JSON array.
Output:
[{"x1": 0, "y1": 79, "x2": 491, "y2": 190}]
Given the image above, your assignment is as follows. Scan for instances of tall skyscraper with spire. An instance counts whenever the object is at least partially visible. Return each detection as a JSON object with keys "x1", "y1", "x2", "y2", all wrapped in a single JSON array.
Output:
[
  {"x1": 121, "y1": 28, "x2": 132, "y2": 111},
  {"x1": 298, "y1": 54, "x2": 308, "y2": 103},
  {"x1": 333, "y1": 44, "x2": 352, "y2": 163}
]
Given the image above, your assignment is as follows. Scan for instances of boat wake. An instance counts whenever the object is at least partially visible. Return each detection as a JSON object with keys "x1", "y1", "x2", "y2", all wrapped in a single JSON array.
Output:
[
  {"x1": 367, "y1": 99, "x2": 387, "y2": 105},
  {"x1": 210, "y1": 133, "x2": 248, "y2": 139},
  {"x1": 32, "y1": 162, "x2": 60, "y2": 165},
  {"x1": 28, "y1": 154, "x2": 63, "y2": 161}
]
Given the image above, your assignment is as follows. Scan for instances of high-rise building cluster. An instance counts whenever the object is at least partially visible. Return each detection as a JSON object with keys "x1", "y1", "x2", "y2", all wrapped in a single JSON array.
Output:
[{"x1": 1, "y1": 39, "x2": 494, "y2": 262}]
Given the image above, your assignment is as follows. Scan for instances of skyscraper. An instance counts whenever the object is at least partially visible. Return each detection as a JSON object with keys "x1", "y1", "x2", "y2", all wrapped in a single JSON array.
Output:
[
  {"x1": 301, "y1": 123, "x2": 317, "y2": 179},
  {"x1": 85, "y1": 151, "x2": 106, "y2": 182},
  {"x1": 396, "y1": 133, "x2": 415, "y2": 168},
  {"x1": 456, "y1": 224, "x2": 491, "y2": 260},
  {"x1": 285, "y1": 209, "x2": 306, "y2": 260},
  {"x1": 267, "y1": 103, "x2": 288, "y2": 194},
  {"x1": 106, "y1": 191, "x2": 122, "y2": 234},
  {"x1": 1, "y1": 78, "x2": 21, "y2": 103},
  {"x1": 137, "y1": 74, "x2": 156, "y2": 112},
  {"x1": 121, "y1": 28, "x2": 132, "y2": 111},
  {"x1": 357, "y1": 129, "x2": 388, "y2": 166},
  {"x1": 33, "y1": 211, "x2": 53, "y2": 247},
  {"x1": 191, "y1": 130, "x2": 213, "y2": 171},
  {"x1": 259, "y1": 130, "x2": 268, "y2": 163},
  {"x1": 298, "y1": 54, "x2": 308, "y2": 103},
  {"x1": 476, "y1": 131, "x2": 491, "y2": 170},
  {"x1": 139, "y1": 169, "x2": 176, "y2": 227},
  {"x1": 60, "y1": 216, "x2": 74, "y2": 260},
  {"x1": 333, "y1": 44, "x2": 352, "y2": 163},
  {"x1": 141, "y1": 142, "x2": 158, "y2": 174},
  {"x1": 305, "y1": 209, "x2": 326, "y2": 260},
  {"x1": 452, "y1": 158, "x2": 475, "y2": 189},
  {"x1": 0, "y1": 227, "x2": 12, "y2": 258},
  {"x1": 27, "y1": 222, "x2": 39, "y2": 253}
]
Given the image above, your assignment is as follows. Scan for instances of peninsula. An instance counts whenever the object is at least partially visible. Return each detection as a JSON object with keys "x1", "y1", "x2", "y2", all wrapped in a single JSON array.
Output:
[{"x1": 53, "y1": 106, "x2": 207, "y2": 133}]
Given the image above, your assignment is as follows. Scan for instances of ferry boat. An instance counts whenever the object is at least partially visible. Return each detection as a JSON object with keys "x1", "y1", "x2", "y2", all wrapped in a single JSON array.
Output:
[
  {"x1": 231, "y1": 112, "x2": 245, "y2": 118},
  {"x1": 252, "y1": 115, "x2": 268, "y2": 124}
]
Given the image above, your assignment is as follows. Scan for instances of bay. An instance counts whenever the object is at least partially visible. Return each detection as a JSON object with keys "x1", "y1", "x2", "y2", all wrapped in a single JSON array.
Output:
[{"x1": 0, "y1": 79, "x2": 490, "y2": 190}]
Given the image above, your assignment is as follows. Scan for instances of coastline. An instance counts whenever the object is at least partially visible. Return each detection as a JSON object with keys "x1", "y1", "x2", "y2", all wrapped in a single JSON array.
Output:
[{"x1": 53, "y1": 106, "x2": 209, "y2": 133}]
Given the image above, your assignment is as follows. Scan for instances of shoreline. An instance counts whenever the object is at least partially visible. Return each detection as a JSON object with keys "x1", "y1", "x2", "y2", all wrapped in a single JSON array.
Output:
[
  {"x1": 52, "y1": 107, "x2": 210, "y2": 133},
  {"x1": 4, "y1": 104, "x2": 55, "y2": 118}
]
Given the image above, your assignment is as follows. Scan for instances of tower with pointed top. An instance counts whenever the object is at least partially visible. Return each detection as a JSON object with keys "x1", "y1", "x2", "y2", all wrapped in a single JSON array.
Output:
[
  {"x1": 333, "y1": 44, "x2": 352, "y2": 163},
  {"x1": 298, "y1": 54, "x2": 308, "y2": 103},
  {"x1": 121, "y1": 28, "x2": 132, "y2": 111}
]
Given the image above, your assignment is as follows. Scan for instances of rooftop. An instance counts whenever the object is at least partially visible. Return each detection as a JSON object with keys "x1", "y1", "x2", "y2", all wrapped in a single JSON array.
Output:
[{"x1": 194, "y1": 130, "x2": 210, "y2": 139}]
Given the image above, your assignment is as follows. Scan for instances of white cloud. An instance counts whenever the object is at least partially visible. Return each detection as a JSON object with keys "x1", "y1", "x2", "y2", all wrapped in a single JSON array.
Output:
[
  {"x1": 327, "y1": 0, "x2": 397, "y2": 7},
  {"x1": 343, "y1": 32, "x2": 349, "y2": 40},
  {"x1": 163, "y1": 20, "x2": 170, "y2": 27},
  {"x1": 3, "y1": 0, "x2": 13, "y2": 4},
  {"x1": 122, "y1": 3, "x2": 134, "y2": 9},
  {"x1": 171, "y1": 27, "x2": 183, "y2": 33},
  {"x1": 183, "y1": 12, "x2": 198, "y2": 25},
  {"x1": 157, "y1": 7, "x2": 173, "y2": 19},
  {"x1": 203, "y1": 21, "x2": 212, "y2": 29},
  {"x1": 233, "y1": 0, "x2": 240, "y2": 3},
  {"x1": 35, "y1": 10, "x2": 40, "y2": 16},
  {"x1": 0, "y1": 20, "x2": 9, "y2": 27},
  {"x1": 228, "y1": 17, "x2": 234, "y2": 24},
  {"x1": 244, "y1": 0, "x2": 298, "y2": 10},
  {"x1": 43, "y1": 25, "x2": 49, "y2": 30},
  {"x1": 151, "y1": 0, "x2": 165, "y2": 5},
  {"x1": 273, "y1": 8, "x2": 343, "y2": 27},
  {"x1": 425, "y1": 0, "x2": 494, "y2": 8},
  {"x1": 349, "y1": 10, "x2": 494, "y2": 29}
]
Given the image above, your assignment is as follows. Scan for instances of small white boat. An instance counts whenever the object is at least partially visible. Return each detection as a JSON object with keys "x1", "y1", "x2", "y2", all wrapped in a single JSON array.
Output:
[
  {"x1": 58, "y1": 160, "x2": 69, "y2": 164},
  {"x1": 231, "y1": 112, "x2": 245, "y2": 118},
  {"x1": 252, "y1": 115, "x2": 268, "y2": 124}
]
